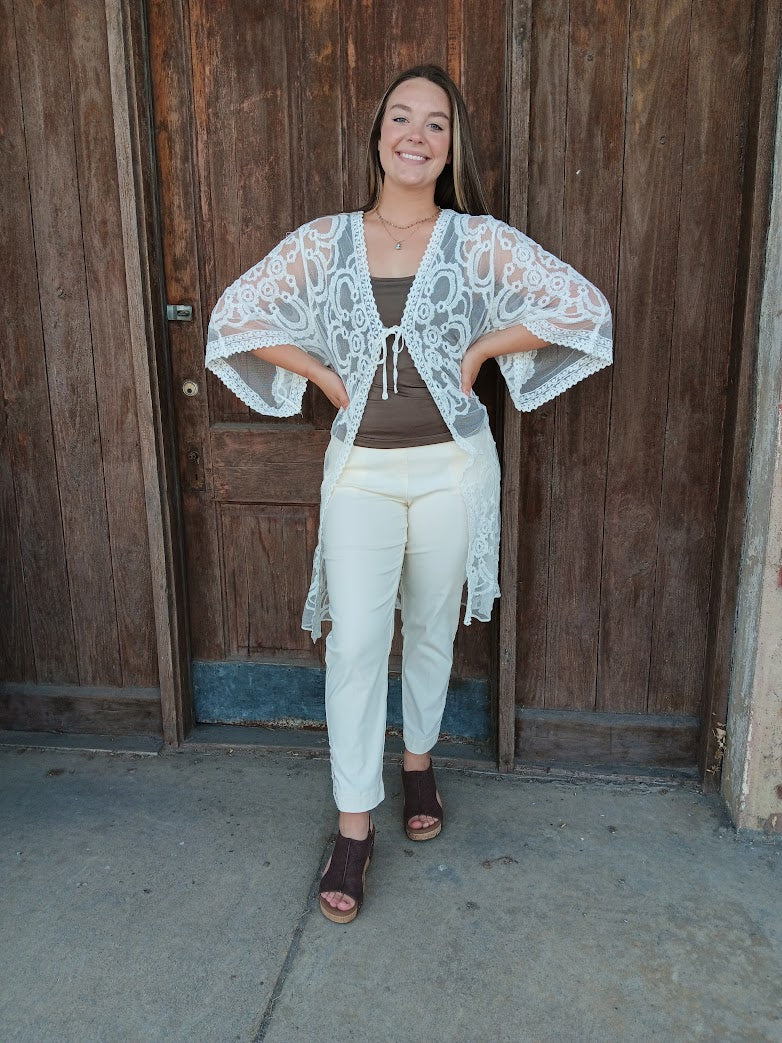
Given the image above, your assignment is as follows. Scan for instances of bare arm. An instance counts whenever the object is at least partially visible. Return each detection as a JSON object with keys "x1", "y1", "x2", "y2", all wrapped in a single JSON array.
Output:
[
  {"x1": 460, "y1": 325, "x2": 548, "y2": 395},
  {"x1": 251, "y1": 344, "x2": 349, "y2": 409}
]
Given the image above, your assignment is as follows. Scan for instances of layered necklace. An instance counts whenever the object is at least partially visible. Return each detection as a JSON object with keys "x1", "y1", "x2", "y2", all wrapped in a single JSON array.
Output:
[{"x1": 375, "y1": 207, "x2": 440, "y2": 250}]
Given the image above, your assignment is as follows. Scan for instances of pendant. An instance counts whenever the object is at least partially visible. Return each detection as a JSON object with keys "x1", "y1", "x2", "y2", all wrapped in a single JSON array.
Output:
[{"x1": 395, "y1": 242, "x2": 402, "y2": 250}]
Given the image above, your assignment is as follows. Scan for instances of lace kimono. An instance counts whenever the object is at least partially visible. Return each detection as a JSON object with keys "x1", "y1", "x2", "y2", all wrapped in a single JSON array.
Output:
[{"x1": 205, "y1": 209, "x2": 613, "y2": 639}]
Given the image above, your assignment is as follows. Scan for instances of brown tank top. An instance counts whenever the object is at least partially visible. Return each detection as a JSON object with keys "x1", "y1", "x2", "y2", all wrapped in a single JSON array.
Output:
[{"x1": 353, "y1": 275, "x2": 453, "y2": 449}]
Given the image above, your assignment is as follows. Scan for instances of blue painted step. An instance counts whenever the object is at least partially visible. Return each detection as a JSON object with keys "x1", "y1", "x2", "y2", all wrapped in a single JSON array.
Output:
[{"x1": 192, "y1": 661, "x2": 490, "y2": 741}]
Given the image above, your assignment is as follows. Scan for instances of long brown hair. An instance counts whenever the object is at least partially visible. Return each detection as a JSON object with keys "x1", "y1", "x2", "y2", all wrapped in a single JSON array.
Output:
[{"x1": 362, "y1": 64, "x2": 490, "y2": 216}]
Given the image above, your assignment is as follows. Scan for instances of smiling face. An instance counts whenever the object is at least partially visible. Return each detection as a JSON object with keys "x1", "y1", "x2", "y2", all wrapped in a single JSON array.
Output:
[{"x1": 376, "y1": 77, "x2": 452, "y2": 196}]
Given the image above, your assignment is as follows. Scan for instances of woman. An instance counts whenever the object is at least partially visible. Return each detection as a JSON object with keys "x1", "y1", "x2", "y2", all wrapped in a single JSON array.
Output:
[{"x1": 206, "y1": 65, "x2": 612, "y2": 923}]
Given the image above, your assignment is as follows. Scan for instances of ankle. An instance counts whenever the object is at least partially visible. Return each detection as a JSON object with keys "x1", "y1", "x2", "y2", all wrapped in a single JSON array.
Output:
[
  {"x1": 403, "y1": 749, "x2": 432, "y2": 772},
  {"x1": 338, "y1": 810, "x2": 370, "y2": 840}
]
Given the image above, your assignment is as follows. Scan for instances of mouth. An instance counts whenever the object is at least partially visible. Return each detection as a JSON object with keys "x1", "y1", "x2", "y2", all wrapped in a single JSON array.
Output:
[{"x1": 396, "y1": 151, "x2": 428, "y2": 163}]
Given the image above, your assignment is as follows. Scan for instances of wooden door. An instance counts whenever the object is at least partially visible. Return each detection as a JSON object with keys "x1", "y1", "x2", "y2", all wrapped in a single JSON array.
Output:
[
  {"x1": 148, "y1": 0, "x2": 761, "y2": 772},
  {"x1": 147, "y1": 0, "x2": 507, "y2": 737}
]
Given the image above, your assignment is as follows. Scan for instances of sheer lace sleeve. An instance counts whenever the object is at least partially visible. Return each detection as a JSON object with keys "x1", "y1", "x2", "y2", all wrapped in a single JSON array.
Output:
[
  {"x1": 489, "y1": 221, "x2": 613, "y2": 411},
  {"x1": 205, "y1": 219, "x2": 333, "y2": 416}
]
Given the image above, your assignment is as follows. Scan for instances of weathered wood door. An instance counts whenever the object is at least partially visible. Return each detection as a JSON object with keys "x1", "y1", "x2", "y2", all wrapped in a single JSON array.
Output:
[
  {"x1": 148, "y1": 0, "x2": 762, "y2": 772},
  {"x1": 147, "y1": 0, "x2": 506, "y2": 736}
]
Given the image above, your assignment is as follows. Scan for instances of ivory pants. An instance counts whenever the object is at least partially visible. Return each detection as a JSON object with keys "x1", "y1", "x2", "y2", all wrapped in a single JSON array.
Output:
[{"x1": 322, "y1": 438, "x2": 470, "y2": 812}]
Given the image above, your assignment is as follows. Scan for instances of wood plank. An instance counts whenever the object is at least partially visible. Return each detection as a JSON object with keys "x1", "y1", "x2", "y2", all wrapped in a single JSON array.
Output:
[
  {"x1": 545, "y1": 0, "x2": 627, "y2": 709},
  {"x1": 219, "y1": 507, "x2": 251, "y2": 656},
  {"x1": 296, "y1": 1, "x2": 346, "y2": 221},
  {"x1": 526, "y1": 0, "x2": 569, "y2": 251},
  {"x1": 14, "y1": 0, "x2": 120, "y2": 684},
  {"x1": 147, "y1": 0, "x2": 224, "y2": 660},
  {"x1": 0, "y1": 681, "x2": 162, "y2": 736},
  {"x1": 498, "y1": 0, "x2": 532, "y2": 770},
  {"x1": 699, "y1": 0, "x2": 782, "y2": 782},
  {"x1": 295, "y1": 1, "x2": 348, "y2": 432},
  {"x1": 189, "y1": 0, "x2": 247, "y2": 424},
  {"x1": 0, "y1": 0, "x2": 77, "y2": 683},
  {"x1": 648, "y1": 0, "x2": 754, "y2": 714},
  {"x1": 192, "y1": 3, "x2": 341, "y2": 428},
  {"x1": 597, "y1": 0, "x2": 691, "y2": 712},
  {"x1": 211, "y1": 425, "x2": 331, "y2": 502},
  {"x1": 449, "y1": 0, "x2": 506, "y2": 700},
  {"x1": 461, "y1": 0, "x2": 506, "y2": 213},
  {"x1": 235, "y1": 2, "x2": 296, "y2": 275},
  {"x1": 0, "y1": 364, "x2": 34, "y2": 680},
  {"x1": 515, "y1": 0, "x2": 570, "y2": 713},
  {"x1": 66, "y1": 0, "x2": 157, "y2": 686},
  {"x1": 341, "y1": 0, "x2": 451, "y2": 206},
  {"x1": 451, "y1": 619, "x2": 491, "y2": 680},
  {"x1": 246, "y1": 507, "x2": 320, "y2": 656},
  {"x1": 516, "y1": 706, "x2": 699, "y2": 770},
  {"x1": 197, "y1": 2, "x2": 299, "y2": 423},
  {"x1": 221, "y1": 504, "x2": 320, "y2": 660}
]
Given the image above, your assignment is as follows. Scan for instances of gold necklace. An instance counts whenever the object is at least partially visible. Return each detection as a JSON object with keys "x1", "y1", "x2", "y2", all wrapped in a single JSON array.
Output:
[
  {"x1": 375, "y1": 208, "x2": 439, "y2": 250},
  {"x1": 376, "y1": 208, "x2": 440, "y2": 230}
]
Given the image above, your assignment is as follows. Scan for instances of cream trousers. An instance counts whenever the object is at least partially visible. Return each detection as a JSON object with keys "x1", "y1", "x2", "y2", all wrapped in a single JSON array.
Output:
[{"x1": 322, "y1": 438, "x2": 470, "y2": 812}]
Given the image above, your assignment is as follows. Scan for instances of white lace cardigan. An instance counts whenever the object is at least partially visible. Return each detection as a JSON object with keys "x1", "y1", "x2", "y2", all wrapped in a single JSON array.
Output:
[{"x1": 205, "y1": 208, "x2": 613, "y2": 639}]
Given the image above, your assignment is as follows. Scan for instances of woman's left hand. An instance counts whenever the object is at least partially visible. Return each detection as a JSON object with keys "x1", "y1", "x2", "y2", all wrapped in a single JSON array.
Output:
[{"x1": 460, "y1": 343, "x2": 486, "y2": 395}]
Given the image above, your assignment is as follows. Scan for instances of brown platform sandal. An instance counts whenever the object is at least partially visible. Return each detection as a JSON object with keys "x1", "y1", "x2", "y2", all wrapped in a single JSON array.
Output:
[
  {"x1": 401, "y1": 762, "x2": 444, "y2": 841},
  {"x1": 318, "y1": 820, "x2": 375, "y2": 924}
]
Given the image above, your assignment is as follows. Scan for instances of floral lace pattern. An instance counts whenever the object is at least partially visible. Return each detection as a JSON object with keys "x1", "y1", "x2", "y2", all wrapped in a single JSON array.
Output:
[{"x1": 205, "y1": 209, "x2": 613, "y2": 639}]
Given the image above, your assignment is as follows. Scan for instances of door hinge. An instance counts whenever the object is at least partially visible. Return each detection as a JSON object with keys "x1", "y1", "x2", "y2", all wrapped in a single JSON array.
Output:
[{"x1": 166, "y1": 303, "x2": 193, "y2": 321}]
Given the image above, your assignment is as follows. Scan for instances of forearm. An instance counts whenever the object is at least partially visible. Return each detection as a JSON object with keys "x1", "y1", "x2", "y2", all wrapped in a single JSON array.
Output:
[
  {"x1": 460, "y1": 325, "x2": 549, "y2": 394},
  {"x1": 251, "y1": 342, "x2": 349, "y2": 409},
  {"x1": 469, "y1": 324, "x2": 548, "y2": 363},
  {"x1": 250, "y1": 342, "x2": 330, "y2": 383}
]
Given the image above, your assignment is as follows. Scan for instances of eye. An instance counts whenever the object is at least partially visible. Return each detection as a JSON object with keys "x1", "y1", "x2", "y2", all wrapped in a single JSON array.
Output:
[
  {"x1": 392, "y1": 116, "x2": 408, "y2": 124},
  {"x1": 428, "y1": 122, "x2": 444, "y2": 132}
]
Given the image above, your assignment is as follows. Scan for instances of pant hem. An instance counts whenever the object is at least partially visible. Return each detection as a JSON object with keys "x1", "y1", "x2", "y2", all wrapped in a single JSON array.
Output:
[
  {"x1": 402, "y1": 731, "x2": 440, "y2": 756},
  {"x1": 333, "y1": 782, "x2": 385, "y2": 814}
]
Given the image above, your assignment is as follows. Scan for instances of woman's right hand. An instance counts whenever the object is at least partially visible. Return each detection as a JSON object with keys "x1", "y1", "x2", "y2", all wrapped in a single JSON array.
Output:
[{"x1": 314, "y1": 366, "x2": 350, "y2": 410}]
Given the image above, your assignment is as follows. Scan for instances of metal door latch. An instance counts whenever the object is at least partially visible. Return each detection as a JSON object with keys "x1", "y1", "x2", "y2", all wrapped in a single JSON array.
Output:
[
  {"x1": 183, "y1": 444, "x2": 205, "y2": 491},
  {"x1": 166, "y1": 303, "x2": 193, "y2": 321}
]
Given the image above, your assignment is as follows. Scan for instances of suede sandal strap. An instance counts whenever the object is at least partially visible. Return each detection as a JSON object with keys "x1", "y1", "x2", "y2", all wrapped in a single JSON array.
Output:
[
  {"x1": 401, "y1": 762, "x2": 444, "y2": 827},
  {"x1": 319, "y1": 825, "x2": 375, "y2": 907}
]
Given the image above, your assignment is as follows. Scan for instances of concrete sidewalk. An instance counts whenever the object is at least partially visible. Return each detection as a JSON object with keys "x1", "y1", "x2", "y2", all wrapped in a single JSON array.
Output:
[{"x1": 0, "y1": 732, "x2": 779, "y2": 1043}]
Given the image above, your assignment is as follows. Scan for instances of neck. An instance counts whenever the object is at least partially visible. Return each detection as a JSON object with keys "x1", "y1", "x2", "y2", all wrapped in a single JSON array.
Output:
[{"x1": 375, "y1": 183, "x2": 438, "y2": 223}]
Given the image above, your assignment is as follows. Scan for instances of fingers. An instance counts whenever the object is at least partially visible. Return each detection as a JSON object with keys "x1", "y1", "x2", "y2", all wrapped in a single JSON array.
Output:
[{"x1": 328, "y1": 376, "x2": 349, "y2": 409}]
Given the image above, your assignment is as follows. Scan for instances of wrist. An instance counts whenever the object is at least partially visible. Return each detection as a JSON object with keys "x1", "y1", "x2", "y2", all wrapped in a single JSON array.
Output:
[
  {"x1": 467, "y1": 340, "x2": 490, "y2": 365},
  {"x1": 306, "y1": 359, "x2": 330, "y2": 384}
]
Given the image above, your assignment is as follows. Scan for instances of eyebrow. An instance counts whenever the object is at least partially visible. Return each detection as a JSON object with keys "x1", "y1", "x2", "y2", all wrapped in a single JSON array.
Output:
[{"x1": 388, "y1": 103, "x2": 451, "y2": 121}]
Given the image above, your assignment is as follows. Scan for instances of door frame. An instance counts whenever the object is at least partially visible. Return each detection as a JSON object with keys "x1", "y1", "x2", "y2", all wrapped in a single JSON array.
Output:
[
  {"x1": 108, "y1": 0, "x2": 192, "y2": 745},
  {"x1": 695, "y1": 0, "x2": 782, "y2": 787},
  {"x1": 496, "y1": 0, "x2": 532, "y2": 772}
]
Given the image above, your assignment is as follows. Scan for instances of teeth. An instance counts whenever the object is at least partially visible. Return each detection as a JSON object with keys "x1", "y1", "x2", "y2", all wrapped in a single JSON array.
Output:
[{"x1": 399, "y1": 152, "x2": 426, "y2": 162}]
